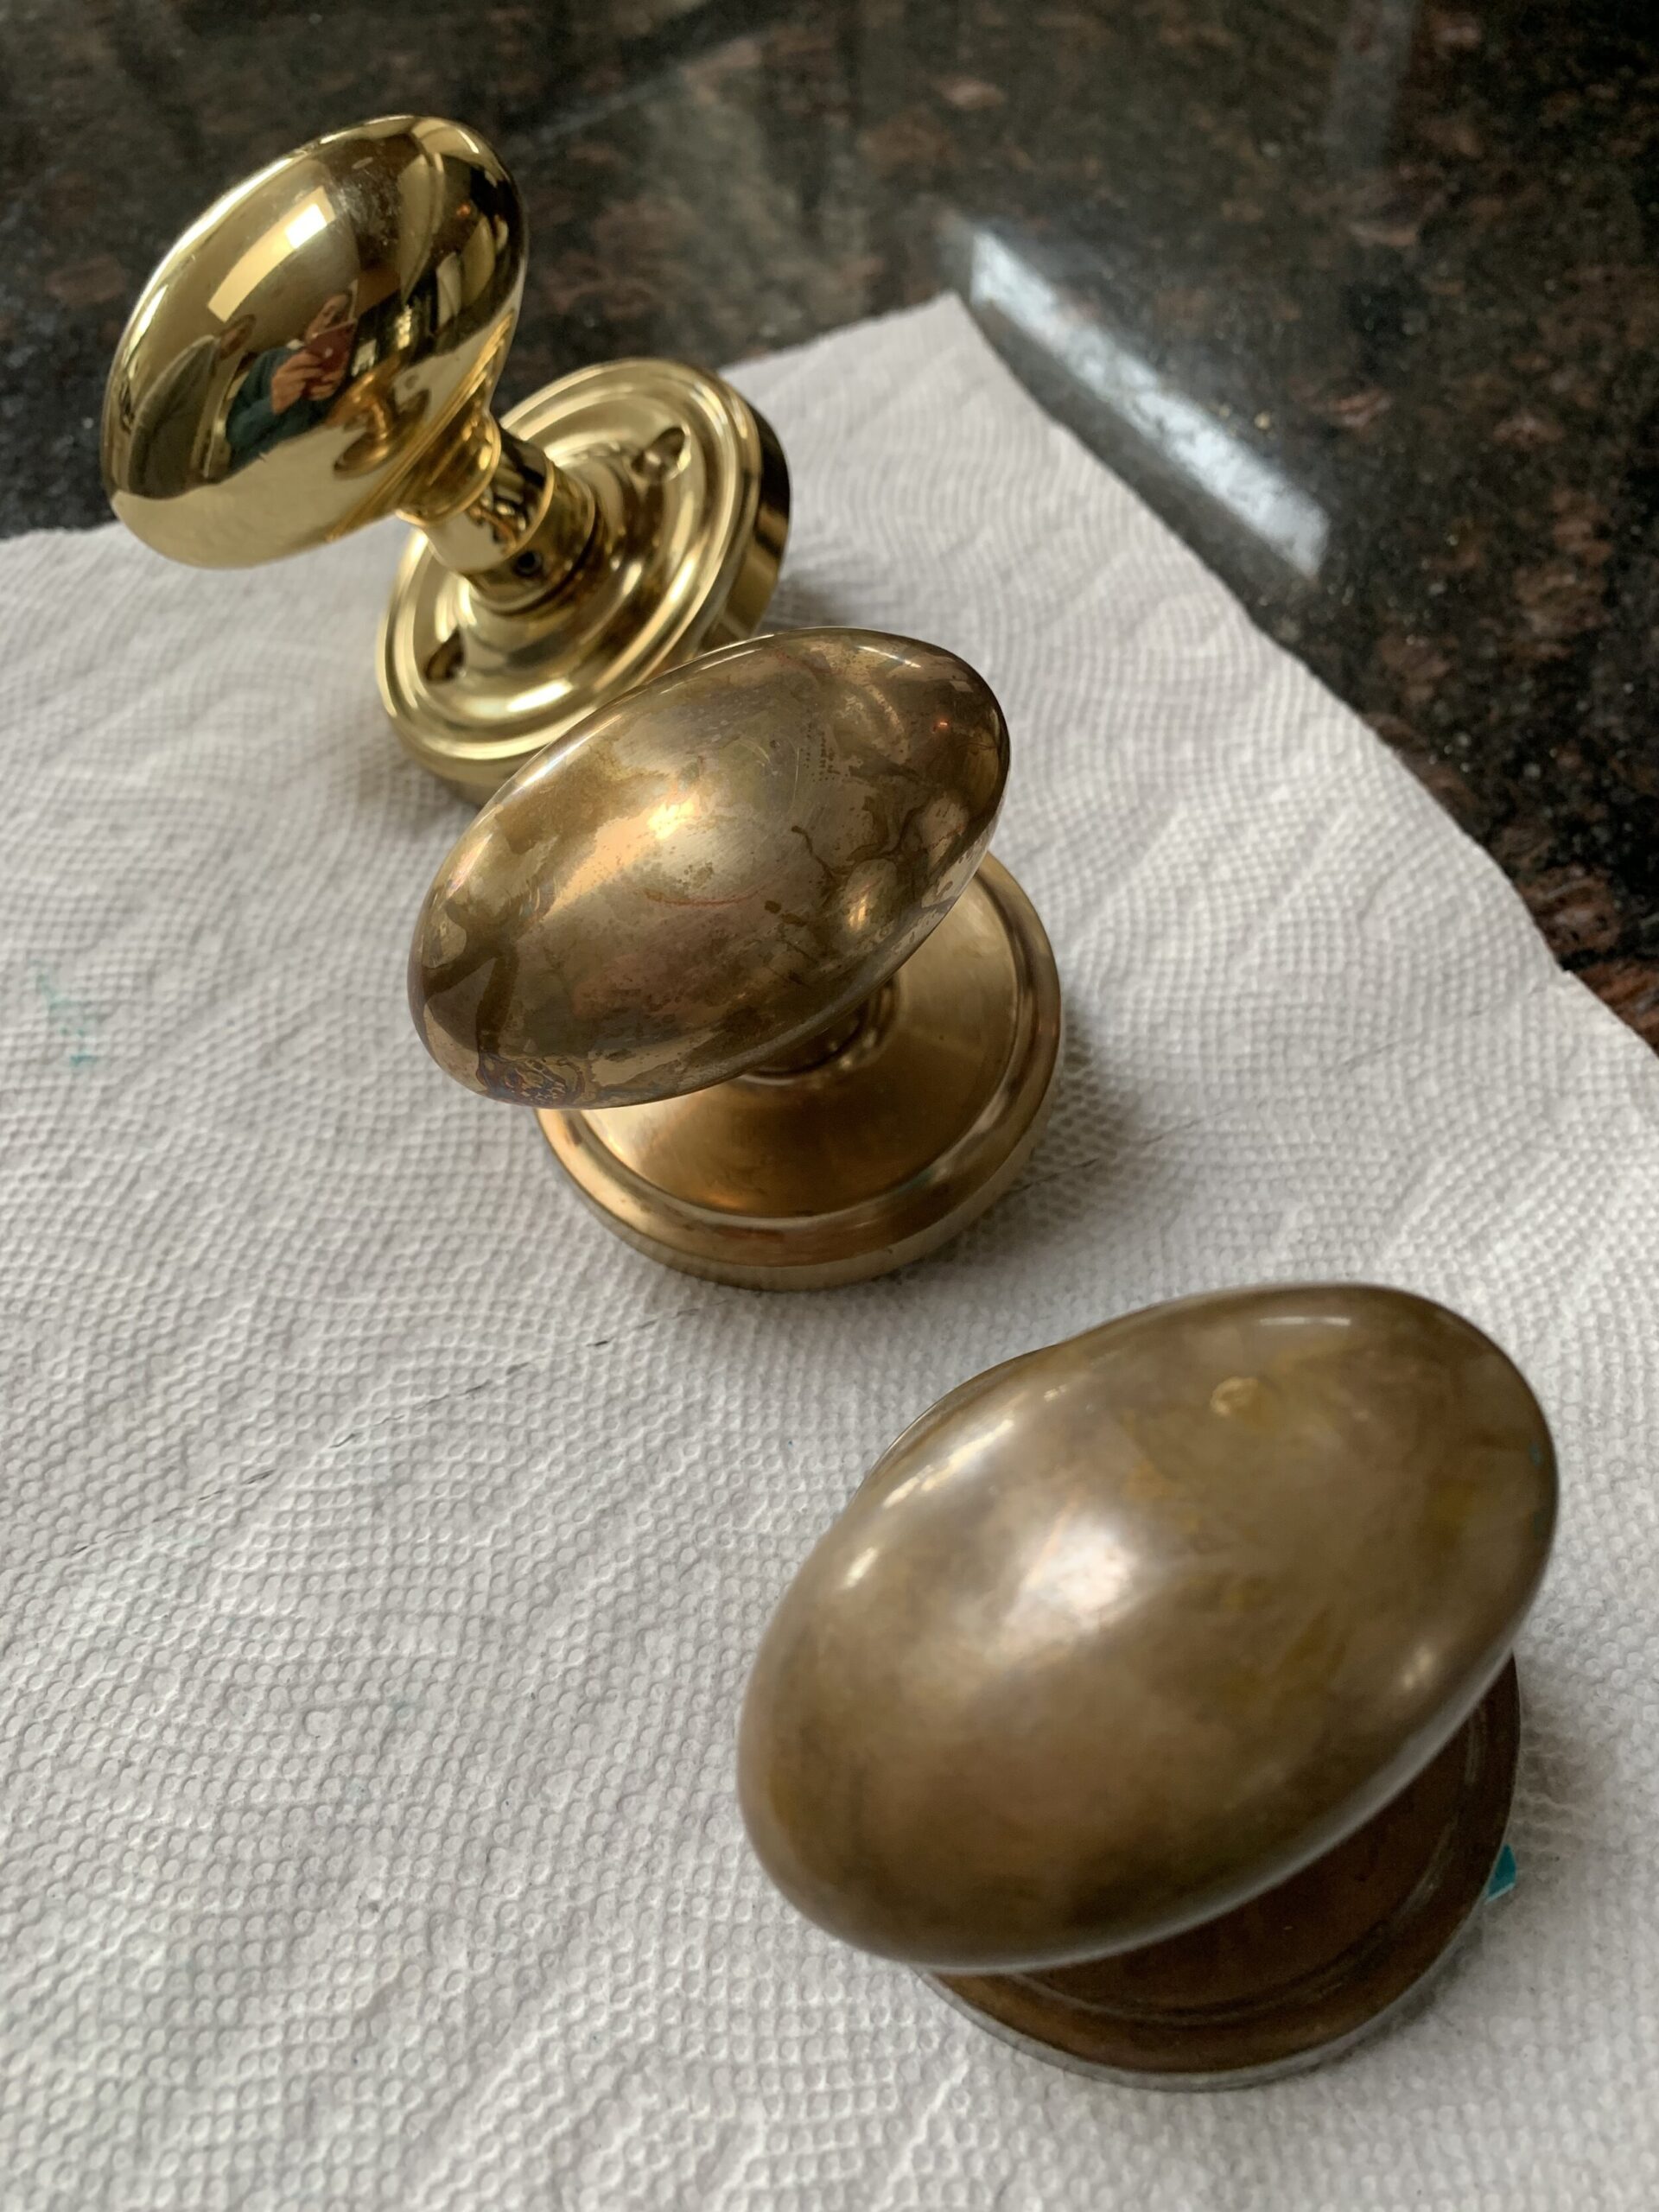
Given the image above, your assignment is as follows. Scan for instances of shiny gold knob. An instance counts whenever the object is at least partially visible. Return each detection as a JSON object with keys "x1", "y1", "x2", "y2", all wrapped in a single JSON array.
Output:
[
  {"x1": 739, "y1": 1285, "x2": 1555, "y2": 2081},
  {"x1": 409, "y1": 628, "x2": 1063, "y2": 1287},
  {"x1": 102, "y1": 115, "x2": 788, "y2": 798}
]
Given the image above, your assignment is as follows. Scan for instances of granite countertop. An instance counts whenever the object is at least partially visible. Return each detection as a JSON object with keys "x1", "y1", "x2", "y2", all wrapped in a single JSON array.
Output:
[{"x1": 2, "y1": 0, "x2": 1653, "y2": 1044}]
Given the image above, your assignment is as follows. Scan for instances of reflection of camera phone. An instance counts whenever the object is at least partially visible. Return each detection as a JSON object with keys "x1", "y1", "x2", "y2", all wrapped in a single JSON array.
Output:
[{"x1": 307, "y1": 325, "x2": 353, "y2": 379}]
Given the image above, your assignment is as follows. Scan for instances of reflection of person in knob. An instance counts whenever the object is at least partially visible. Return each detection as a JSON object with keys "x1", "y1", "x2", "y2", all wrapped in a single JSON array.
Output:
[
  {"x1": 224, "y1": 292, "x2": 358, "y2": 468},
  {"x1": 121, "y1": 313, "x2": 256, "y2": 495}
]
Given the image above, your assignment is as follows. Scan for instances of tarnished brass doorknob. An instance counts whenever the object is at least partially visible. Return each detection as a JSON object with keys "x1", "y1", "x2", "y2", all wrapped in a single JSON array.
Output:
[
  {"x1": 740, "y1": 1285, "x2": 1555, "y2": 2081},
  {"x1": 408, "y1": 628, "x2": 1063, "y2": 1288},
  {"x1": 101, "y1": 115, "x2": 788, "y2": 799}
]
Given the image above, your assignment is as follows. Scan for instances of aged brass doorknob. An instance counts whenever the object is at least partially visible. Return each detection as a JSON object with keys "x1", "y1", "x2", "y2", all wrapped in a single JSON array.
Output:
[
  {"x1": 101, "y1": 115, "x2": 788, "y2": 799},
  {"x1": 739, "y1": 1285, "x2": 1555, "y2": 2080},
  {"x1": 408, "y1": 628, "x2": 1063, "y2": 1288}
]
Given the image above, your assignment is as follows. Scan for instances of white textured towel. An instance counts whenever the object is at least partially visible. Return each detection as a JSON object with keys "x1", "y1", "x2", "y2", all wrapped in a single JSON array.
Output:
[{"x1": 3, "y1": 297, "x2": 1656, "y2": 2210}]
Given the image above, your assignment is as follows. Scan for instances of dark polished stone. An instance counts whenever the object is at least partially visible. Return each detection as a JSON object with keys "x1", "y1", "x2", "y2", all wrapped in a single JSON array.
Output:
[{"x1": 3, "y1": 0, "x2": 1654, "y2": 1041}]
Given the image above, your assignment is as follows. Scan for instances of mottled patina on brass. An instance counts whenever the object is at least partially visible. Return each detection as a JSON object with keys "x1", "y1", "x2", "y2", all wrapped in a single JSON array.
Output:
[
  {"x1": 409, "y1": 628, "x2": 1008, "y2": 1108},
  {"x1": 739, "y1": 1284, "x2": 1554, "y2": 1973}
]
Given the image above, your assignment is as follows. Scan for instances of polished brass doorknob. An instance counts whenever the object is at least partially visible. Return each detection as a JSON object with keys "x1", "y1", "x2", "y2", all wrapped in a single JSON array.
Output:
[
  {"x1": 408, "y1": 628, "x2": 1063, "y2": 1288},
  {"x1": 101, "y1": 115, "x2": 788, "y2": 799},
  {"x1": 739, "y1": 1285, "x2": 1555, "y2": 2080}
]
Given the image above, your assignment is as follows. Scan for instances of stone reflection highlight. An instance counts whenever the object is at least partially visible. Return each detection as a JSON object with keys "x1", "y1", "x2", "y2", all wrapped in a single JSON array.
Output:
[{"x1": 962, "y1": 222, "x2": 1330, "y2": 579}]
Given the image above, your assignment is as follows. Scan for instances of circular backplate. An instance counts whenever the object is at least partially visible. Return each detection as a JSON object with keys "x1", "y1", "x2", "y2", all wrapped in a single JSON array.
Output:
[
  {"x1": 934, "y1": 1660, "x2": 1522, "y2": 2089},
  {"x1": 536, "y1": 856, "x2": 1063, "y2": 1289},
  {"x1": 380, "y1": 359, "x2": 789, "y2": 798}
]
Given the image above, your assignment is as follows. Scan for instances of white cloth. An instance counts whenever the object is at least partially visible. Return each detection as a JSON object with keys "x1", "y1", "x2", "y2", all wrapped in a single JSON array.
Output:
[{"x1": 2, "y1": 297, "x2": 1656, "y2": 2210}]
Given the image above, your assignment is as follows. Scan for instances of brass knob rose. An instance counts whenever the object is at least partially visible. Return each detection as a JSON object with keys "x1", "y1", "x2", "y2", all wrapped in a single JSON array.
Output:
[
  {"x1": 739, "y1": 1284, "x2": 1554, "y2": 2081},
  {"x1": 408, "y1": 628, "x2": 1063, "y2": 1288},
  {"x1": 103, "y1": 115, "x2": 787, "y2": 798}
]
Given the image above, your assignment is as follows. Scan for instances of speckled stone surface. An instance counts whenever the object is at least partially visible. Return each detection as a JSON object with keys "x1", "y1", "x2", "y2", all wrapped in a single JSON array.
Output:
[{"x1": 2, "y1": 0, "x2": 1654, "y2": 1039}]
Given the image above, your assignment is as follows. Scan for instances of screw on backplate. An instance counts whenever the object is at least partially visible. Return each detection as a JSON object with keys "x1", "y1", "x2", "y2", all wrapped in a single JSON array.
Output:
[
  {"x1": 635, "y1": 426, "x2": 688, "y2": 483},
  {"x1": 424, "y1": 632, "x2": 464, "y2": 684}
]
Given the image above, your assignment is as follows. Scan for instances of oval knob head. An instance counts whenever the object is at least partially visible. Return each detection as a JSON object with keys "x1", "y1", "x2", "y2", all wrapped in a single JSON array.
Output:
[
  {"x1": 738, "y1": 1284, "x2": 1555, "y2": 1973},
  {"x1": 103, "y1": 116, "x2": 523, "y2": 566},
  {"x1": 409, "y1": 629, "x2": 1009, "y2": 1109}
]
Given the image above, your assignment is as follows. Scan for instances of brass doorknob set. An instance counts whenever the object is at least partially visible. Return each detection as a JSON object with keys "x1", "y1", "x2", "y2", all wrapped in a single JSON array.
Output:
[
  {"x1": 105, "y1": 121, "x2": 1558, "y2": 2083},
  {"x1": 102, "y1": 114, "x2": 787, "y2": 802},
  {"x1": 741, "y1": 1285, "x2": 1554, "y2": 2086},
  {"x1": 104, "y1": 112, "x2": 1065, "y2": 1294}
]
